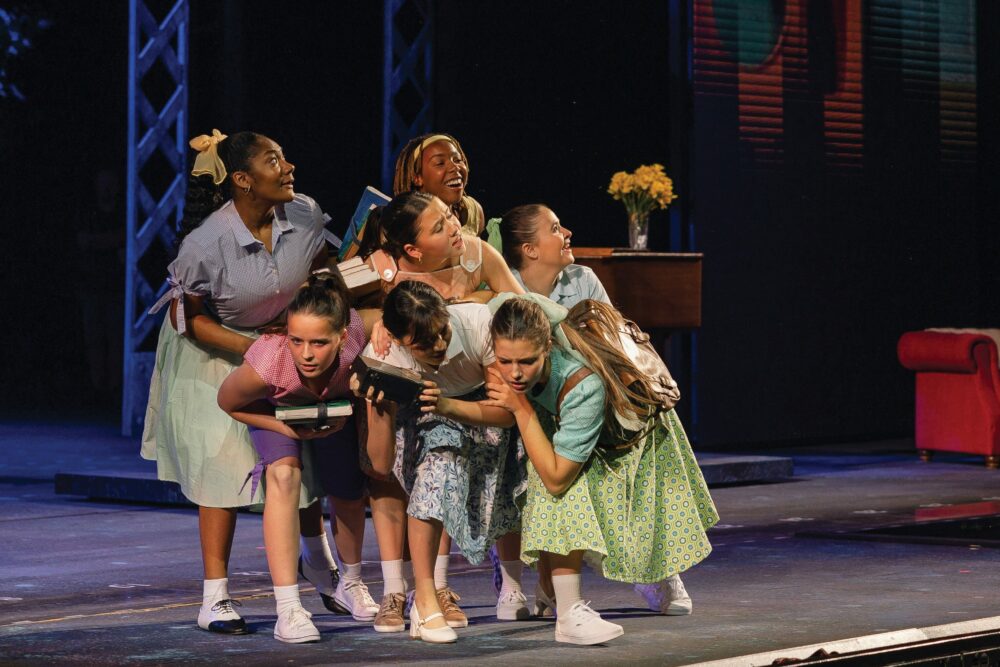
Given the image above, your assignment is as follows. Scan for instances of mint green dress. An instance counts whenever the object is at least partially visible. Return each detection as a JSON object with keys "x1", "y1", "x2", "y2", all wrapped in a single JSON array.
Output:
[{"x1": 521, "y1": 348, "x2": 719, "y2": 583}]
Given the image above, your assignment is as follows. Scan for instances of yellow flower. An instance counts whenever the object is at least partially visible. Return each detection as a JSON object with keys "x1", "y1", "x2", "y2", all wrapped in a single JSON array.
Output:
[{"x1": 608, "y1": 163, "x2": 678, "y2": 216}]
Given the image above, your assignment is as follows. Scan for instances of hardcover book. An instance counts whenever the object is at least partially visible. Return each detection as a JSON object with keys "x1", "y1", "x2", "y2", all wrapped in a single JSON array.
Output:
[
  {"x1": 351, "y1": 355, "x2": 424, "y2": 406},
  {"x1": 338, "y1": 185, "x2": 391, "y2": 262},
  {"x1": 275, "y1": 400, "x2": 353, "y2": 427}
]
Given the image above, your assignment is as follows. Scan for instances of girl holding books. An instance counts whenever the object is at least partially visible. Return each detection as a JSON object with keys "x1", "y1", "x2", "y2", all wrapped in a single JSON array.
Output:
[
  {"x1": 357, "y1": 191, "x2": 528, "y2": 630},
  {"x1": 483, "y1": 296, "x2": 718, "y2": 645},
  {"x1": 218, "y1": 271, "x2": 381, "y2": 643},
  {"x1": 143, "y1": 130, "x2": 342, "y2": 634},
  {"x1": 359, "y1": 190, "x2": 521, "y2": 304},
  {"x1": 358, "y1": 280, "x2": 525, "y2": 643}
]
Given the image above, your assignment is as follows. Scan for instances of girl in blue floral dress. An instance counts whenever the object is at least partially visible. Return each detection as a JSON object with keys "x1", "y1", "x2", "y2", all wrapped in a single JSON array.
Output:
[{"x1": 361, "y1": 280, "x2": 524, "y2": 643}]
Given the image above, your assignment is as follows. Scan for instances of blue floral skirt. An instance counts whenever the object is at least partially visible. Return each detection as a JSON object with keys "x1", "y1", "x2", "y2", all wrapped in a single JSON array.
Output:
[{"x1": 393, "y1": 388, "x2": 525, "y2": 564}]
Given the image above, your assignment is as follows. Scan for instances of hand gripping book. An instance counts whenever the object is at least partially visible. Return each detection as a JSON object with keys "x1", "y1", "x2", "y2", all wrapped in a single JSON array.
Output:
[
  {"x1": 351, "y1": 355, "x2": 424, "y2": 406},
  {"x1": 275, "y1": 400, "x2": 353, "y2": 427}
]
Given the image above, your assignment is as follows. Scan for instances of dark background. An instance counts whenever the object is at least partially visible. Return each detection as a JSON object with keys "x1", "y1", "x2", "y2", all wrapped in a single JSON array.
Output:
[{"x1": 1, "y1": 1, "x2": 996, "y2": 449}]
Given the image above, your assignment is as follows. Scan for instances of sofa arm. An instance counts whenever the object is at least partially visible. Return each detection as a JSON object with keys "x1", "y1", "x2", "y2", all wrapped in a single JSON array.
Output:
[{"x1": 897, "y1": 331, "x2": 997, "y2": 373}]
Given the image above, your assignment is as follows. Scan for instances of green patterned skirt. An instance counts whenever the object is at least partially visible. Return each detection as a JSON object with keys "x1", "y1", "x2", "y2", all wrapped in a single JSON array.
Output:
[{"x1": 520, "y1": 409, "x2": 719, "y2": 583}]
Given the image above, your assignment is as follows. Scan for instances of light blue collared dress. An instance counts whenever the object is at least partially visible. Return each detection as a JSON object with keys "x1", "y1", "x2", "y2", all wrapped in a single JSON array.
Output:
[
  {"x1": 141, "y1": 194, "x2": 328, "y2": 508},
  {"x1": 511, "y1": 263, "x2": 611, "y2": 310}
]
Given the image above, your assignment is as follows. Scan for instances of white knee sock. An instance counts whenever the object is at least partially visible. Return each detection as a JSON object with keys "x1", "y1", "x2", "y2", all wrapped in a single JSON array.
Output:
[
  {"x1": 551, "y1": 573, "x2": 583, "y2": 612},
  {"x1": 402, "y1": 559, "x2": 415, "y2": 593},
  {"x1": 499, "y1": 560, "x2": 523, "y2": 595},
  {"x1": 203, "y1": 578, "x2": 230, "y2": 607},
  {"x1": 381, "y1": 559, "x2": 404, "y2": 596},
  {"x1": 342, "y1": 561, "x2": 363, "y2": 586},
  {"x1": 274, "y1": 583, "x2": 302, "y2": 616},
  {"x1": 434, "y1": 554, "x2": 449, "y2": 590},
  {"x1": 300, "y1": 531, "x2": 336, "y2": 570}
]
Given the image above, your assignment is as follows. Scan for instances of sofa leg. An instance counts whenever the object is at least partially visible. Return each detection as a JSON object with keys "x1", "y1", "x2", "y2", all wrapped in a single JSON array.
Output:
[
  {"x1": 918, "y1": 449, "x2": 933, "y2": 463},
  {"x1": 986, "y1": 456, "x2": 999, "y2": 470}
]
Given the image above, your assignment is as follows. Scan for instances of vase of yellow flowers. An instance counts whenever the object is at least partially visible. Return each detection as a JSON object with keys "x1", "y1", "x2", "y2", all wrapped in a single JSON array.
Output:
[{"x1": 607, "y1": 163, "x2": 678, "y2": 250}]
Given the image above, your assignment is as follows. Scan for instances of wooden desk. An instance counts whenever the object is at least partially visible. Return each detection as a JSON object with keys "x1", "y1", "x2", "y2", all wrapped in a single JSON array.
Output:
[{"x1": 572, "y1": 248, "x2": 703, "y2": 330}]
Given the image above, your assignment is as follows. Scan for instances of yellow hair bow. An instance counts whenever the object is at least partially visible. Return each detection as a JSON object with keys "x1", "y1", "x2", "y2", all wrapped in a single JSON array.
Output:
[{"x1": 189, "y1": 129, "x2": 228, "y2": 185}]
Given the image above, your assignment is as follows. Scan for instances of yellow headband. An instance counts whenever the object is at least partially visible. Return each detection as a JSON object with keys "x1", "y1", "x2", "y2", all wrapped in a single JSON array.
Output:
[
  {"x1": 411, "y1": 134, "x2": 459, "y2": 171},
  {"x1": 189, "y1": 129, "x2": 228, "y2": 185}
]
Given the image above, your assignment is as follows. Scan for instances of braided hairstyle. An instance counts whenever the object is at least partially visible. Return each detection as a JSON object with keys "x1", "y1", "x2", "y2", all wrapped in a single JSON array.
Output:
[
  {"x1": 392, "y1": 133, "x2": 476, "y2": 229},
  {"x1": 177, "y1": 131, "x2": 263, "y2": 245},
  {"x1": 498, "y1": 204, "x2": 548, "y2": 270},
  {"x1": 356, "y1": 190, "x2": 435, "y2": 260}
]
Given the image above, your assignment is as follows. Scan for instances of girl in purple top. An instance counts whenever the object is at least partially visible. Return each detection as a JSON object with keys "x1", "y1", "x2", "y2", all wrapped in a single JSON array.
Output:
[{"x1": 218, "y1": 271, "x2": 381, "y2": 643}]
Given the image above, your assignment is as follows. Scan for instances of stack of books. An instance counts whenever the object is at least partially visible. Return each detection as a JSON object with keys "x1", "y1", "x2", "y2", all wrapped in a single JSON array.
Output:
[
  {"x1": 275, "y1": 400, "x2": 353, "y2": 427},
  {"x1": 335, "y1": 257, "x2": 381, "y2": 301}
]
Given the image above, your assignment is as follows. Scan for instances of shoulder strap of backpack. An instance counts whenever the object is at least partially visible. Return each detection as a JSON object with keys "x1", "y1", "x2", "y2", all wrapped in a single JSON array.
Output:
[{"x1": 556, "y1": 366, "x2": 594, "y2": 413}]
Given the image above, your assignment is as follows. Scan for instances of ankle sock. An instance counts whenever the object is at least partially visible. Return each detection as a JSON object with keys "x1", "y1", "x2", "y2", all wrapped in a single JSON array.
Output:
[
  {"x1": 342, "y1": 561, "x2": 363, "y2": 586},
  {"x1": 433, "y1": 554, "x2": 449, "y2": 590},
  {"x1": 499, "y1": 560, "x2": 523, "y2": 595},
  {"x1": 300, "y1": 531, "x2": 336, "y2": 570},
  {"x1": 203, "y1": 578, "x2": 230, "y2": 607},
  {"x1": 274, "y1": 583, "x2": 302, "y2": 616},
  {"x1": 382, "y1": 559, "x2": 405, "y2": 596},
  {"x1": 552, "y1": 573, "x2": 583, "y2": 612}
]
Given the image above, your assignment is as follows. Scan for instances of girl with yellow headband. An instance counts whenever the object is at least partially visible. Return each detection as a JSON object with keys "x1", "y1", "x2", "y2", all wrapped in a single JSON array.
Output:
[{"x1": 393, "y1": 133, "x2": 484, "y2": 236}]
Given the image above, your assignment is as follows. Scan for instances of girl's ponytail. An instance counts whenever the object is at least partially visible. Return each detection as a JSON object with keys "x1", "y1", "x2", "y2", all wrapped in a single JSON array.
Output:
[{"x1": 286, "y1": 269, "x2": 351, "y2": 331}]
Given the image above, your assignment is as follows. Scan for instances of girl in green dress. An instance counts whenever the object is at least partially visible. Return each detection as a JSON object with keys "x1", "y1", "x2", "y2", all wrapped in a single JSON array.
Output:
[{"x1": 484, "y1": 296, "x2": 718, "y2": 645}]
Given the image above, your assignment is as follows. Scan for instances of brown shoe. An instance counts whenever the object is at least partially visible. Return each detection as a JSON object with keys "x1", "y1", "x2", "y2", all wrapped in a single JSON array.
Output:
[
  {"x1": 435, "y1": 587, "x2": 469, "y2": 628},
  {"x1": 373, "y1": 593, "x2": 406, "y2": 633}
]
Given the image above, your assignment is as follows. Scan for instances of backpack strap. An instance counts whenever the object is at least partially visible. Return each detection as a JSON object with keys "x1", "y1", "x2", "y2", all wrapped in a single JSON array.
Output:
[{"x1": 556, "y1": 366, "x2": 594, "y2": 413}]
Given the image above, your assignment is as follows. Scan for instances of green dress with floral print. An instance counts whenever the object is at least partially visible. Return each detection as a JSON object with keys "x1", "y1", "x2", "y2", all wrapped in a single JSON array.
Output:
[{"x1": 520, "y1": 347, "x2": 719, "y2": 583}]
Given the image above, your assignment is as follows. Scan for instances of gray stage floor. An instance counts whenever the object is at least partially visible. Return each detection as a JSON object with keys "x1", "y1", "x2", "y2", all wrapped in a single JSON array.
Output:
[{"x1": 2, "y1": 423, "x2": 1000, "y2": 666}]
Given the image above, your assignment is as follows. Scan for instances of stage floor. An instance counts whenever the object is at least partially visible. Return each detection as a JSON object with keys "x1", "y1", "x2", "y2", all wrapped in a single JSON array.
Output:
[{"x1": 2, "y1": 423, "x2": 1000, "y2": 666}]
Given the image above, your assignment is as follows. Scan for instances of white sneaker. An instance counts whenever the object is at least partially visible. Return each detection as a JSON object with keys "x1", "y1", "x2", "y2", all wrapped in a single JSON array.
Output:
[
  {"x1": 274, "y1": 606, "x2": 320, "y2": 644},
  {"x1": 634, "y1": 574, "x2": 692, "y2": 616},
  {"x1": 554, "y1": 601, "x2": 624, "y2": 645},
  {"x1": 332, "y1": 579, "x2": 380, "y2": 621},
  {"x1": 496, "y1": 589, "x2": 530, "y2": 621},
  {"x1": 197, "y1": 598, "x2": 248, "y2": 634},
  {"x1": 298, "y1": 556, "x2": 341, "y2": 613}
]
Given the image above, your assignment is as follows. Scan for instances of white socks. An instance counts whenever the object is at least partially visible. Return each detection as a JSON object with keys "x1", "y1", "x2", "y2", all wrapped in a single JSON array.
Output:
[
  {"x1": 382, "y1": 559, "x2": 405, "y2": 596},
  {"x1": 499, "y1": 560, "x2": 523, "y2": 595},
  {"x1": 342, "y1": 561, "x2": 363, "y2": 586},
  {"x1": 434, "y1": 554, "x2": 449, "y2": 590},
  {"x1": 203, "y1": 578, "x2": 230, "y2": 607},
  {"x1": 300, "y1": 532, "x2": 336, "y2": 570},
  {"x1": 552, "y1": 573, "x2": 583, "y2": 612},
  {"x1": 274, "y1": 583, "x2": 302, "y2": 615}
]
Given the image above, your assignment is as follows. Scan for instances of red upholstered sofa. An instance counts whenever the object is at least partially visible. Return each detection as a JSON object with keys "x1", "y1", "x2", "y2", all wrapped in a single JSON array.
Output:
[{"x1": 897, "y1": 330, "x2": 1000, "y2": 468}]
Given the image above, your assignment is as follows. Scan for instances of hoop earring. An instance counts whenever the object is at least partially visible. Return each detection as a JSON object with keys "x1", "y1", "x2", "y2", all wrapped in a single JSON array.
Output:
[{"x1": 243, "y1": 185, "x2": 251, "y2": 194}]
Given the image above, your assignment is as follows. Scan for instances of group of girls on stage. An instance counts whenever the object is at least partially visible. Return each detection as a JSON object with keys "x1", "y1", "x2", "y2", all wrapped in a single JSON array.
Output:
[{"x1": 142, "y1": 129, "x2": 718, "y2": 646}]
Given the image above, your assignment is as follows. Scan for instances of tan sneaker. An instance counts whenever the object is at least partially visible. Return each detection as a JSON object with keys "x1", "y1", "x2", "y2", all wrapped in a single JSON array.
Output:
[
  {"x1": 435, "y1": 587, "x2": 469, "y2": 628},
  {"x1": 373, "y1": 592, "x2": 406, "y2": 633}
]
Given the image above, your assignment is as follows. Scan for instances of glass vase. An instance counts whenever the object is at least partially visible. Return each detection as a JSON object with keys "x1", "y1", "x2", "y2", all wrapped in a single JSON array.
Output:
[{"x1": 628, "y1": 212, "x2": 649, "y2": 250}]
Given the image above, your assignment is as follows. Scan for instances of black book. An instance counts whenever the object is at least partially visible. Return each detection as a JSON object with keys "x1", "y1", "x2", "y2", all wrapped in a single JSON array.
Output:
[{"x1": 351, "y1": 355, "x2": 424, "y2": 406}]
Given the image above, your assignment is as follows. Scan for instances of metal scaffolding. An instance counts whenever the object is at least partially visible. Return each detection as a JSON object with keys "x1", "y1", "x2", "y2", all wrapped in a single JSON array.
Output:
[
  {"x1": 122, "y1": 0, "x2": 189, "y2": 435},
  {"x1": 381, "y1": 0, "x2": 434, "y2": 191}
]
